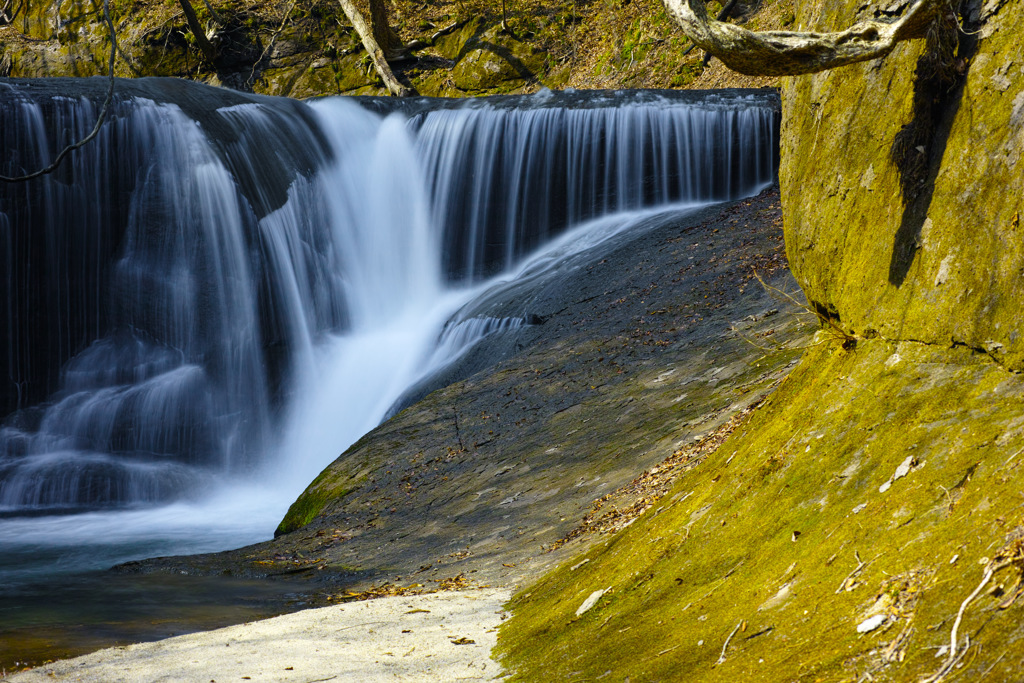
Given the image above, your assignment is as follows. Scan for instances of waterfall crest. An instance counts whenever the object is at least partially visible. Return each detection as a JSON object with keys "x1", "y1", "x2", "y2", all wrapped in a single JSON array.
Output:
[{"x1": 0, "y1": 80, "x2": 778, "y2": 522}]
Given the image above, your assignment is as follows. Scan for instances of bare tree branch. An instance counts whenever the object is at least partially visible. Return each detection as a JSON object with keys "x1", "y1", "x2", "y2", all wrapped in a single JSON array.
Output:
[
  {"x1": 0, "y1": 0, "x2": 15, "y2": 25},
  {"x1": 336, "y1": 0, "x2": 416, "y2": 97},
  {"x1": 662, "y1": 0, "x2": 942, "y2": 76},
  {"x1": 177, "y1": 0, "x2": 218, "y2": 64},
  {"x1": 0, "y1": 0, "x2": 117, "y2": 183}
]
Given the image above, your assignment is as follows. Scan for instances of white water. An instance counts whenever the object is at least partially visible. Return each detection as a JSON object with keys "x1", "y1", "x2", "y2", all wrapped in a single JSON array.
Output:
[{"x1": 0, "y1": 87, "x2": 778, "y2": 585}]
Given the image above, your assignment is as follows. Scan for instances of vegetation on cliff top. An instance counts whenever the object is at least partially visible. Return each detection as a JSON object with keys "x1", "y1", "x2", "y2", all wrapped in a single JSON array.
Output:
[{"x1": 0, "y1": 0, "x2": 784, "y2": 96}]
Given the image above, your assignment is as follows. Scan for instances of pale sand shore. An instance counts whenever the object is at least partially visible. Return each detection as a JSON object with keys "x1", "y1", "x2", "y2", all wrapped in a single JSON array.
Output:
[{"x1": 6, "y1": 589, "x2": 510, "y2": 683}]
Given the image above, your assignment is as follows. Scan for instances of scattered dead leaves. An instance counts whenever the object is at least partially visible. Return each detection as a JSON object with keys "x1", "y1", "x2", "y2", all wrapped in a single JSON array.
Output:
[
  {"x1": 548, "y1": 403, "x2": 760, "y2": 552},
  {"x1": 437, "y1": 573, "x2": 473, "y2": 591},
  {"x1": 329, "y1": 582, "x2": 424, "y2": 602},
  {"x1": 849, "y1": 568, "x2": 933, "y2": 680}
]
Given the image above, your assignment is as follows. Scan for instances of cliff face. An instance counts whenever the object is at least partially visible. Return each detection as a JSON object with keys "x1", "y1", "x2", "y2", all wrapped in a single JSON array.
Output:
[
  {"x1": 498, "y1": 4, "x2": 1024, "y2": 681},
  {"x1": 781, "y1": 0, "x2": 1023, "y2": 366}
]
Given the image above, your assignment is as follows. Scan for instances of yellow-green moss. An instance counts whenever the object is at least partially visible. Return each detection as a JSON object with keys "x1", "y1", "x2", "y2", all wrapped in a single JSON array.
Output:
[
  {"x1": 780, "y1": 0, "x2": 1024, "y2": 369},
  {"x1": 498, "y1": 336, "x2": 1024, "y2": 680}
]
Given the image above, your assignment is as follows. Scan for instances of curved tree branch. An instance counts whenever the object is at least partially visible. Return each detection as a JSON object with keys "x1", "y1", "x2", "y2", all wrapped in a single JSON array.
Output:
[
  {"x1": 662, "y1": 0, "x2": 942, "y2": 76},
  {"x1": 0, "y1": 0, "x2": 117, "y2": 183}
]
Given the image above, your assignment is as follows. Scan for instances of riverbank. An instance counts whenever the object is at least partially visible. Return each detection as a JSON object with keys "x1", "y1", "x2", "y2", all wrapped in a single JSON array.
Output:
[
  {"x1": 4, "y1": 588, "x2": 509, "y2": 682},
  {"x1": 4, "y1": 186, "x2": 814, "y2": 673}
]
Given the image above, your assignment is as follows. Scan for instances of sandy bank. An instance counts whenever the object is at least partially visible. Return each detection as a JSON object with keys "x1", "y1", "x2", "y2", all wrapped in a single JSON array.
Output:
[{"x1": 6, "y1": 588, "x2": 509, "y2": 682}]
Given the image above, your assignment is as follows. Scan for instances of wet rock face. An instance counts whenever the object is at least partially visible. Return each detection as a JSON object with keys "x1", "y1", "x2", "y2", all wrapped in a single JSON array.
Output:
[
  {"x1": 780, "y1": 0, "x2": 1024, "y2": 368},
  {"x1": 125, "y1": 188, "x2": 813, "y2": 590}
]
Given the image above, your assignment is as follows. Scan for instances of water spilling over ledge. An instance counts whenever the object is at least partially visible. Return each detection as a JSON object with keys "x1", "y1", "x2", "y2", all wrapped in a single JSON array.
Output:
[{"x1": 0, "y1": 78, "x2": 777, "y2": 569}]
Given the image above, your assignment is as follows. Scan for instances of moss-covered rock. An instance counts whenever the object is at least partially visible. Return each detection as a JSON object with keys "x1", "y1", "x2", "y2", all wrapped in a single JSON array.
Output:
[
  {"x1": 449, "y1": 25, "x2": 544, "y2": 93},
  {"x1": 780, "y1": 1, "x2": 1024, "y2": 369},
  {"x1": 498, "y1": 3, "x2": 1024, "y2": 679},
  {"x1": 498, "y1": 336, "x2": 1024, "y2": 680},
  {"x1": 277, "y1": 467, "x2": 361, "y2": 535}
]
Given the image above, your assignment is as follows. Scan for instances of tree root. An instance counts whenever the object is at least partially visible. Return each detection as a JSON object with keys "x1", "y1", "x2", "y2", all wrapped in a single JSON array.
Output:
[
  {"x1": 0, "y1": 0, "x2": 117, "y2": 182},
  {"x1": 661, "y1": 0, "x2": 941, "y2": 76},
  {"x1": 921, "y1": 538, "x2": 1024, "y2": 682}
]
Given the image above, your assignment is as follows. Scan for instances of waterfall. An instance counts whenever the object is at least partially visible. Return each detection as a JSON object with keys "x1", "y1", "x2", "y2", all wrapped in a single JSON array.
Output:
[
  {"x1": 0, "y1": 80, "x2": 777, "y2": 576},
  {"x1": 413, "y1": 91, "x2": 777, "y2": 280}
]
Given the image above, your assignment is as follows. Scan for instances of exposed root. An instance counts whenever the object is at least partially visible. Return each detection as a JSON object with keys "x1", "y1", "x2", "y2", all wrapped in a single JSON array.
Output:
[
  {"x1": 662, "y1": 0, "x2": 940, "y2": 76},
  {"x1": 921, "y1": 538, "x2": 1024, "y2": 682},
  {"x1": 752, "y1": 269, "x2": 858, "y2": 349},
  {"x1": 0, "y1": 0, "x2": 117, "y2": 182}
]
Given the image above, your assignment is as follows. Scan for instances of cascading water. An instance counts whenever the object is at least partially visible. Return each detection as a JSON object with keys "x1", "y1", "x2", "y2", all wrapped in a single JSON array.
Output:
[
  {"x1": 0, "y1": 80, "x2": 778, "y2": 585},
  {"x1": 413, "y1": 90, "x2": 776, "y2": 279}
]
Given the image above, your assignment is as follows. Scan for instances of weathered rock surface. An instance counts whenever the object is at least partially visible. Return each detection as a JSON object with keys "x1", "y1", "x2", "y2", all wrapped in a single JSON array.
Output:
[
  {"x1": 121, "y1": 188, "x2": 813, "y2": 594},
  {"x1": 781, "y1": 0, "x2": 1024, "y2": 368},
  {"x1": 498, "y1": 3, "x2": 1024, "y2": 681}
]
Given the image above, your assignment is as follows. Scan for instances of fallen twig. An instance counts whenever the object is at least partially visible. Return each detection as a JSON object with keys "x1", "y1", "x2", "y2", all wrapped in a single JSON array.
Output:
[
  {"x1": 921, "y1": 557, "x2": 1013, "y2": 682},
  {"x1": 836, "y1": 550, "x2": 869, "y2": 594},
  {"x1": 429, "y1": 19, "x2": 467, "y2": 42},
  {"x1": 715, "y1": 620, "x2": 742, "y2": 666}
]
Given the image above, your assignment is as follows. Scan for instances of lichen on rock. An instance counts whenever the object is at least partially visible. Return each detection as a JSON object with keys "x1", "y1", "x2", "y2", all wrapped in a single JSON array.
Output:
[{"x1": 781, "y1": 0, "x2": 1024, "y2": 368}]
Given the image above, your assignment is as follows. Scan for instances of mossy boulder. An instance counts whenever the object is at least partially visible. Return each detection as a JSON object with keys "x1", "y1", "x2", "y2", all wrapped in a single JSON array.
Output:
[
  {"x1": 780, "y1": 0, "x2": 1024, "y2": 368},
  {"x1": 498, "y1": 336, "x2": 1024, "y2": 680},
  {"x1": 430, "y1": 17, "x2": 486, "y2": 61},
  {"x1": 450, "y1": 24, "x2": 545, "y2": 93},
  {"x1": 498, "y1": 2, "x2": 1024, "y2": 680}
]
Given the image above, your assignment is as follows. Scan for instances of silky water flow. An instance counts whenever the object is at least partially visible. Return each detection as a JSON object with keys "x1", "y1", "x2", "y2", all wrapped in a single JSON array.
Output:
[{"x1": 0, "y1": 84, "x2": 778, "y2": 592}]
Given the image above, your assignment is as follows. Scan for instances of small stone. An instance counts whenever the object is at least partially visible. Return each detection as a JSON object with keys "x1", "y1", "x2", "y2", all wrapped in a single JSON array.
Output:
[
  {"x1": 892, "y1": 455, "x2": 915, "y2": 481},
  {"x1": 575, "y1": 588, "x2": 610, "y2": 617},
  {"x1": 856, "y1": 614, "x2": 886, "y2": 633},
  {"x1": 852, "y1": 503, "x2": 867, "y2": 514}
]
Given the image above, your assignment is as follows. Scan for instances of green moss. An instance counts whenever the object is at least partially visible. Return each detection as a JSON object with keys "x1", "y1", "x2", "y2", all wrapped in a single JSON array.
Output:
[
  {"x1": 431, "y1": 17, "x2": 486, "y2": 61},
  {"x1": 277, "y1": 467, "x2": 362, "y2": 535},
  {"x1": 498, "y1": 337, "x2": 1024, "y2": 680},
  {"x1": 449, "y1": 24, "x2": 545, "y2": 94},
  {"x1": 6, "y1": 0, "x2": 786, "y2": 94},
  {"x1": 277, "y1": 485, "x2": 350, "y2": 535}
]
